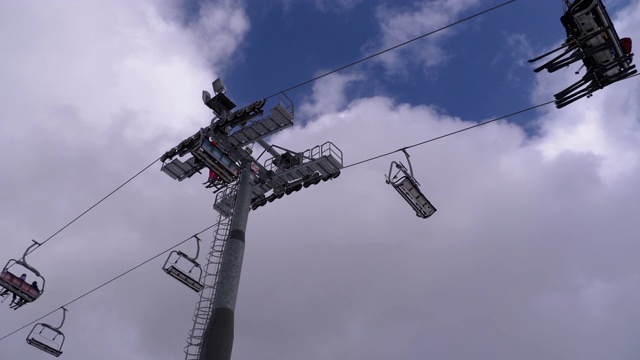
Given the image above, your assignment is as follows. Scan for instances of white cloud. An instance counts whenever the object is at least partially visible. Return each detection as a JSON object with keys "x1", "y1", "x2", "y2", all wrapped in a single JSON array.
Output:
[
  {"x1": 0, "y1": 0, "x2": 248, "y2": 144},
  {"x1": 0, "y1": 1, "x2": 249, "y2": 359},
  {"x1": 2, "y1": 1, "x2": 640, "y2": 360},
  {"x1": 298, "y1": 71, "x2": 364, "y2": 118},
  {"x1": 191, "y1": 0, "x2": 250, "y2": 65},
  {"x1": 370, "y1": 0, "x2": 480, "y2": 74},
  {"x1": 233, "y1": 84, "x2": 640, "y2": 359},
  {"x1": 226, "y1": 3, "x2": 640, "y2": 355}
]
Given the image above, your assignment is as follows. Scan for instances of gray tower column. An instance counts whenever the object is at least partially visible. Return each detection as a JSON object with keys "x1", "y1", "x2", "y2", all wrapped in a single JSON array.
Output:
[{"x1": 200, "y1": 163, "x2": 255, "y2": 360}]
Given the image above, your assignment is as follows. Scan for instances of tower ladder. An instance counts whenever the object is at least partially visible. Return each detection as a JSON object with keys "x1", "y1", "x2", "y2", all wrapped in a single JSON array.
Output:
[{"x1": 184, "y1": 185, "x2": 238, "y2": 360}]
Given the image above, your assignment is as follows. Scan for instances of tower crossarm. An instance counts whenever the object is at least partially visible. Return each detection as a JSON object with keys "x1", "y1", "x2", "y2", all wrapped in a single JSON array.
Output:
[
  {"x1": 225, "y1": 102, "x2": 294, "y2": 148},
  {"x1": 213, "y1": 141, "x2": 343, "y2": 217},
  {"x1": 161, "y1": 94, "x2": 296, "y2": 188}
]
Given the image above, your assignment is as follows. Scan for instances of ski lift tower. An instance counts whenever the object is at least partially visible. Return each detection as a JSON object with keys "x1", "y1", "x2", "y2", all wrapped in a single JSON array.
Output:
[{"x1": 160, "y1": 79, "x2": 343, "y2": 360}]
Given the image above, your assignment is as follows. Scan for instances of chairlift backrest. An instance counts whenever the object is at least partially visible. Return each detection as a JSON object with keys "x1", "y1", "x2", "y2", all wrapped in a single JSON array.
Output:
[
  {"x1": 1, "y1": 271, "x2": 40, "y2": 300},
  {"x1": 0, "y1": 259, "x2": 44, "y2": 303}
]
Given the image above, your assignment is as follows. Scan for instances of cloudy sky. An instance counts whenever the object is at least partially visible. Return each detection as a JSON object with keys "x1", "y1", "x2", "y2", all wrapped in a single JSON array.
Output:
[{"x1": 1, "y1": 0, "x2": 640, "y2": 359}]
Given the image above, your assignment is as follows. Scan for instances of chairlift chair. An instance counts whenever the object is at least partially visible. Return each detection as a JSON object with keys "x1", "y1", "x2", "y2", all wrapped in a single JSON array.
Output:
[
  {"x1": 0, "y1": 241, "x2": 45, "y2": 307},
  {"x1": 26, "y1": 307, "x2": 67, "y2": 357},
  {"x1": 162, "y1": 235, "x2": 204, "y2": 292},
  {"x1": 385, "y1": 150, "x2": 437, "y2": 219},
  {"x1": 528, "y1": 0, "x2": 636, "y2": 108}
]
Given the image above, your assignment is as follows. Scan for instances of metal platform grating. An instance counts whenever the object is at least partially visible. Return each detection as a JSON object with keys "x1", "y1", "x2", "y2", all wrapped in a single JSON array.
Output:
[
  {"x1": 228, "y1": 103, "x2": 294, "y2": 148},
  {"x1": 213, "y1": 141, "x2": 343, "y2": 215}
]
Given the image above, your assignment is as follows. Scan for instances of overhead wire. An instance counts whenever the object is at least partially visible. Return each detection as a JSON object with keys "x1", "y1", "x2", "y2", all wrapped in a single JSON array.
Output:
[
  {"x1": 0, "y1": 97, "x2": 557, "y2": 343},
  {"x1": 0, "y1": 222, "x2": 218, "y2": 342},
  {"x1": 14, "y1": 0, "x2": 517, "y2": 257},
  {"x1": 25, "y1": 157, "x2": 162, "y2": 256},
  {"x1": 7, "y1": 0, "x2": 632, "y2": 346},
  {"x1": 343, "y1": 100, "x2": 556, "y2": 169},
  {"x1": 263, "y1": 0, "x2": 517, "y2": 100},
  {"x1": 6, "y1": 19, "x2": 624, "y2": 352},
  {"x1": 0, "y1": 0, "x2": 535, "y2": 345},
  {"x1": 4, "y1": 0, "x2": 636, "y2": 351}
]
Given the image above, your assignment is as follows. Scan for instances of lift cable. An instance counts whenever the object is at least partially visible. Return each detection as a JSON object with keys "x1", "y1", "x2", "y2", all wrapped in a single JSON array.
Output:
[
  {"x1": 343, "y1": 99, "x2": 556, "y2": 169},
  {"x1": 1, "y1": 98, "x2": 555, "y2": 343},
  {"x1": 17, "y1": 0, "x2": 516, "y2": 256},
  {"x1": 263, "y1": 0, "x2": 517, "y2": 100},
  {"x1": 25, "y1": 157, "x2": 161, "y2": 256},
  {"x1": 0, "y1": 0, "x2": 588, "y2": 344},
  {"x1": 0, "y1": 222, "x2": 218, "y2": 342}
]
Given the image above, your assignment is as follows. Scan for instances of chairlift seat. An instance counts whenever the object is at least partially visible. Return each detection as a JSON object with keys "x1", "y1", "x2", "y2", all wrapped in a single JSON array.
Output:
[
  {"x1": 27, "y1": 338, "x2": 63, "y2": 357},
  {"x1": 0, "y1": 271, "x2": 39, "y2": 302},
  {"x1": 392, "y1": 176, "x2": 437, "y2": 219},
  {"x1": 567, "y1": 1, "x2": 628, "y2": 69},
  {"x1": 528, "y1": 0, "x2": 636, "y2": 108},
  {"x1": 564, "y1": 5, "x2": 630, "y2": 73},
  {"x1": 164, "y1": 266, "x2": 204, "y2": 292}
]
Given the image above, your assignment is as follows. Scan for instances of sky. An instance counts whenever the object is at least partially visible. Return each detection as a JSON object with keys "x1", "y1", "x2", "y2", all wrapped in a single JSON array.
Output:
[{"x1": 1, "y1": 0, "x2": 640, "y2": 359}]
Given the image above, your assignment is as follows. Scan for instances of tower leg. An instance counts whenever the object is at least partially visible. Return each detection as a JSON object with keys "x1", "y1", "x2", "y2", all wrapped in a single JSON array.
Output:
[{"x1": 199, "y1": 163, "x2": 255, "y2": 360}]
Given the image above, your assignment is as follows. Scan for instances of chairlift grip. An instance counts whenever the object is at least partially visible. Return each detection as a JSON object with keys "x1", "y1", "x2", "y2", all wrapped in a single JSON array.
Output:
[{"x1": 401, "y1": 149, "x2": 414, "y2": 177}]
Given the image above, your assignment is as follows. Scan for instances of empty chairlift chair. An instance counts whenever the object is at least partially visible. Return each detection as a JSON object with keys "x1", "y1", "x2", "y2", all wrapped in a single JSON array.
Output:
[
  {"x1": 26, "y1": 307, "x2": 68, "y2": 357},
  {"x1": 0, "y1": 240, "x2": 45, "y2": 308},
  {"x1": 162, "y1": 235, "x2": 204, "y2": 292},
  {"x1": 385, "y1": 150, "x2": 437, "y2": 219}
]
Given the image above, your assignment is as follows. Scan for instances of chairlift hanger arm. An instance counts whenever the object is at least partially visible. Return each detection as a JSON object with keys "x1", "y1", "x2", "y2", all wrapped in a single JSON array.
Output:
[
  {"x1": 52, "y1": 307, "x2": 68, "y2": 330},
  {"x1": 3, "y1": 240, "x2": 44, "y2": 280},
  {"x1": 401, "y1": 149, "x2": 414, "y2": 177},
  {"x1": 21, "y1": 240, "x2": 41, "y2": 264},
  {"x1": 386, "y1": 160, "x2": 420, "y2": 186},
  {"x1": 192, "y1": 235, "x2": 201, "y2": 260}
]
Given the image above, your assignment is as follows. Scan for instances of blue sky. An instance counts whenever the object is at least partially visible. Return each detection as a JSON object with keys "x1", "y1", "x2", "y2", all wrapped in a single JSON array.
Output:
[
  {"x1": 222, "y1": 1, "x2": 562, "y2": 126},
  {"x1": 1, "y1": 1, "x2": 640, "y2": 360}
]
